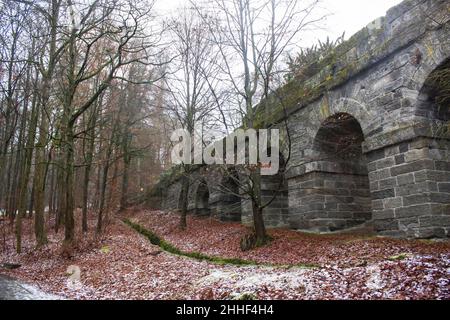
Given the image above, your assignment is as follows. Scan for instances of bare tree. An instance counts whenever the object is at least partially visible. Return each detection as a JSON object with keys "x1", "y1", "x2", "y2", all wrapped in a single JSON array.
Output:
[
  {"x1": 164, "y1": 8, "x2": 224, "y2": 230},
  {"x1": 191, "y1": 0, "x2": 324, "y2": 245},
  {"x1": 49, "y1": 0, "x2": 166, "y2": 245},
  {"x1": 0, "y1": 0, "x2": 44, "y2": 252}
]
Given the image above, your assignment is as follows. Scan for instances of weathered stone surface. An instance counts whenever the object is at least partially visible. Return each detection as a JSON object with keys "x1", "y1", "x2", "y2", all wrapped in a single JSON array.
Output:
[
  {"x1": 419, "y1": 216, "x2": 450, "y2": 228},
  {"x1": 395, "y1": 204, "x2": 446, "y2": 218},
  {"x1": 397, "y1": 173, "x2": 414, "y2": 186},
  {"x1": 408, "y1": 227, "x2": 447, "y2": 239},
  {"x1": 384, "y1": 197, "x2": 403, "y2": 209},
  {"x1": 374, "y1": 219, "x2": 399, "y2": 232},
  {"x1": 390, "y1": 160, "x2": 435, "y2": 177},
  {"x1": 438, "y1": 183, "x2": 450, "y2": 193},
  {"x1": 372, "y1": 189, "x2": 395, "y2": 200},
  {"x1": 373, "y1": 209, "x2": 395, "y2": 220},
  {"x1": 379, "y1": 177, "x2": 397, "y2": 189}
]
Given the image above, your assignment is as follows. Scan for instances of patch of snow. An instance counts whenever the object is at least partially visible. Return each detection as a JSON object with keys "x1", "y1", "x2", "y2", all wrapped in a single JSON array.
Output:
[
  {"x1": 196, "y1": 266, "x2": 314, "y2": 298},
  {"x1": 365, "y1": 265, "x2": 385, "y2": 291}
]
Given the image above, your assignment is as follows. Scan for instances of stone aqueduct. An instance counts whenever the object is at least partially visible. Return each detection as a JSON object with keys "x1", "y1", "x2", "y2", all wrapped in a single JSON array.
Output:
[{"x1": 157, "y1": 0, "x2": 450, "y2": 239}]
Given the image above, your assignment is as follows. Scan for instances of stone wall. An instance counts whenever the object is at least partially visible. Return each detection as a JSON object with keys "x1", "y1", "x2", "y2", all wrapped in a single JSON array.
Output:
[
  {"x1": 162, "y1": 167, "x2": 242, "y2": 222},
  {"x1": 288, "y1": 171, "x2": 372, "y2": 232},
  {"x1": 368, "y1": 137, "x2": 450, "y2": 238}
]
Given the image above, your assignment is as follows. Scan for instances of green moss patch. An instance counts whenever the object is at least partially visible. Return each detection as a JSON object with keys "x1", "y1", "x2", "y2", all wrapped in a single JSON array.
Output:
[
  {"x1": 388, "y1": 253, "x2": 411, "y2": 261},
  {"x1": 123, "y1": 218, "x2": 319, "y2": 269},
  {"x1": 124, "y1": 219, "x2": 255, "y2": 266}
]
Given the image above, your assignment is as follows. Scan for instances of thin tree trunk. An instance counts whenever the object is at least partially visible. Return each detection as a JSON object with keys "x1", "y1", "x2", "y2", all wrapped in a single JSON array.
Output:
[
  {"x1": 15, "y1": 76, "x2": 38, "y2": 253},
  {"x1": 33, "y1": 108, "x2": 49, "y2": 247},
  {"x1": 179, "y1": 169, "x2": 190, "y2": 230},
  {"x1": 55, "y1": 153, "x2": 66, "y2": 233},
  {"x1": 97, "y1": 132, "x2": 116, "y2": 234},
  {"x1": 48, "y1": 160, "x2": 56, "y2": 218},
  {"x1": 6, "y1": 142, "x2": 16, "y2": 225},
  {"x1": 106, "y1": 157, "x2": 119, "y2": 223},
  {"x1": 120, "y1": 130, "x2": 131, "y2": 210},
  {"x1": 28, "y1": 183, "x2": 34, "y2": 219},
  {"x1": 251, "y1": 164, "x2": 267, "y2": 245},
  {"x1": 63, "y1": 124, "x2": 75, "y2": 245},
  {"x1": 82, "y1": 104, "x2": 98, "y2": 233},
  {"x1": 31, "y1": 0, "x2": 61, "y2": 247}
]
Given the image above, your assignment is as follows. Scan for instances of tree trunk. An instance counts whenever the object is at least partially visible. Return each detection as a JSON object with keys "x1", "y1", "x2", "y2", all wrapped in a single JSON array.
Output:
[
  {"x1": 55, "y1": 152, "x2": 66, "y2": 233},
  {"x1": 252, "y1": 202, "x2": 267, "y2": 245},
  {"x1": 120, "y1": 130, "x2": 131, "y2": 210},
  {"x1": 32, "y1": 0, "x2": 61, "y2": 247},
  {"x1": 106, "y1": 157, "x2": 119, "y2": 223},
  {"x1": 82, "y1": 103, "x2": 99, "y2": 233},
  {"x1": 97, "y1": 156, "x2": 109, "y2": 234},
  {"x1": 28, "y1": 183, "x2": 34, "y2": 219},
  {"x1": 97, "y1": 129, "x2": 116, "y2": 234},
  {"x1": 251, "y1": 168, "x2": 267, "y2": 245},
  {"x1": 82, "y1": 155, "x2": 92, "y2": 233},
  {"x1": 48, "y1": 161, "x2": 56, "y2": 218},
  {"x1": 33, "y1": 107, "x2": 49, "y2": 247},
  {"x1": 15, "y1": 87, "x2": 38, "y2": 253},
  {"x1": 179, "y1": 170, "x2": 190, "y2": 230},
  {"x1": 63, "y1": 124, "x2": 75, "y2": 245}
]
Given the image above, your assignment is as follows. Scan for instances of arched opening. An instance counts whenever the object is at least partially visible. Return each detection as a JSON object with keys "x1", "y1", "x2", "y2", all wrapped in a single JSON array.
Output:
[
  {"x1": 417, "y1": 58, "x2": 450, "y2": 122},
  {"x1": 314, "y1": 113, "x2": 365, "y2": 164},
  {"x1": 299, "y1": 113, "x2": 372, "y2": 232},
  {"x1": 195, "y1": 181, "x2": 210, "y2": 216}
]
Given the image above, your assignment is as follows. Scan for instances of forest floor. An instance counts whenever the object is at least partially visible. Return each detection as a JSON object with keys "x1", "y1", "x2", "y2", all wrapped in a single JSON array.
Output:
[{"x1": 0, "y1": 208, "x2": 449, "y2": 300}]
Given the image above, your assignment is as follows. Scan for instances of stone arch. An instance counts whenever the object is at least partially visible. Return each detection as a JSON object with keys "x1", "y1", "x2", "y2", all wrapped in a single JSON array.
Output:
[
  {"x1": 416, "y1": 57, "x2": 450, "y2": 122},
  {"x1": 382, "y1": 57, "x2": 450, "y2": 238},
  {"x1": 322, "y1": 97, "x2": 374, "y2": 138},
  {"x1": 195, "y1": 180, "x2": 210, "y2": 216},
  {"x1": 362, "y1": 57, "x2": 450, "y2": 239},
  {"x1": 313, "y1": 113, "x2": 366, "y2": 167},
  {"x1": 289, "y1": 112, "x2": 372, "y2": 232},
  {"x1": 412, "y1": 37, "x2": 450, "y2": 91},
  {"x1": 301, "y1": 96, "x2": 376, "y2": 162}
]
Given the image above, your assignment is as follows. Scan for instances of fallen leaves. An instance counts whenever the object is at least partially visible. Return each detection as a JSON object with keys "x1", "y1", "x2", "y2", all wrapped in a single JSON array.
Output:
[
  {"x1": 126, "y1": 209, "x2": 450, "y2": 268},
  {"x1": 0, "y1": 209, "x2": 448, "y2": 300}
]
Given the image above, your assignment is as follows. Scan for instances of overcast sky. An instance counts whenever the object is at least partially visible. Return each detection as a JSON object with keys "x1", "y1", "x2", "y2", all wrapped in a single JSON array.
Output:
[
  {"x1": 155, "y1": 0, "x2": 403, "y2": 47},
  {"x1": 315, "y1": 0, "x2": 403, "y2": 40}
]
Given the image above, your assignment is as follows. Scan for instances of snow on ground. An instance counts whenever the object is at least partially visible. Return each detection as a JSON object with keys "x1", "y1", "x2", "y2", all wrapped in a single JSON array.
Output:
[
  {"x1": 0, "y1": 209, "x2": 449, "y2": 300},
  {"x1": 0, "y1": 275, "x2": 64, "y2": 300},
  {"x1": 129, "y1": 209, "x2": 450, "y2": 268}
]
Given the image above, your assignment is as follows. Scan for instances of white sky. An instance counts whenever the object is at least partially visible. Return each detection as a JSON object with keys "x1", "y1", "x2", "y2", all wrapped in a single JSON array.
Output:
[
  {"x1": 155, "y1": 0, "x2": 404, "y2": 47},
  {"x1": 316, "y1": 0, "x2": 403, "y2": 40}
]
